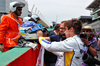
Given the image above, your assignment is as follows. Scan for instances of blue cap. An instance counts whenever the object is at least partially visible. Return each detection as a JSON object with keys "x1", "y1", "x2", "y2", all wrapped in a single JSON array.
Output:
[
  {"x1": 31, "y1": 25, "x2": 41, "y2": 31},
  {"x1": 21, "y1": 21, "x2": 41, "y2": 32},
  {"x1": 21, "y1": 21, "x2": 36, "y2": 27}
]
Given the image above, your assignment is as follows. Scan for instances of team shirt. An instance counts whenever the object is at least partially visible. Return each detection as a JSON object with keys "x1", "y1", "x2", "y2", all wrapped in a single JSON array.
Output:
[{"x1": 39, "y1": 35, "x2": 84, "y2": 66}]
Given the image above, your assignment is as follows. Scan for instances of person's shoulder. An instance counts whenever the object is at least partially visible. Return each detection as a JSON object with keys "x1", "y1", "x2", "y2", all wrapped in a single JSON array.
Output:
[
  {"x1": 92, "y1": 37, "x2": 98, "y2": 42},
  {"x1": 64, "y1": 35, "x2": 79, "y2": 43},
  {"x1": 50, "y1": 34, "x2": 61, "y2": 41},
  {"x1": 1, "y1": 15, "x2": 8, "y2": 18},
  {"x1": 1, "y1": 14, "x2": 10, "y2": 21}
]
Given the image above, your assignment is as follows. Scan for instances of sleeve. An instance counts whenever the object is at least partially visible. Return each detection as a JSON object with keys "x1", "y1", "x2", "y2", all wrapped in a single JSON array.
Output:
[
  {"x1": 92, "y1": 41, "x2": 99, "y2": 50},
  {"x1": 0, "y1": 15, "x2": 9, "y2": 43},
  {"x1": 39, "y1": 37, "x2": 74, "y2": 52},
  {"x1": 51, "y1": 52, "x2": 64, "y2": 57}
]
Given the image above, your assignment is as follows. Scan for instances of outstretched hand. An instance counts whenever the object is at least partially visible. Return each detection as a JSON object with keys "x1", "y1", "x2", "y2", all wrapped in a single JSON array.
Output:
[{"x1": 36, "y1": 30, "x2": 43, "y2": 38}]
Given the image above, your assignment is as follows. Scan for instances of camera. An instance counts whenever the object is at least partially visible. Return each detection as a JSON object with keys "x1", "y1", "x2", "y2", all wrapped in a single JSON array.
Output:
[
  {"x1": 80, "y1": 33, "x2": 87, "y2": 39},
  {"x1": 82, "y1": 53, "x2": 100, "y2": 65},
  {"x1": 80, "y1": 32, "x2": 94, "y2": 41}
]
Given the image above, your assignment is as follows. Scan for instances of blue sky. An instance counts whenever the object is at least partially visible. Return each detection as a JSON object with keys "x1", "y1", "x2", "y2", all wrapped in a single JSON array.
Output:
[{"x1": 26, "y1": 0, "x2": 93, "y2": 26}]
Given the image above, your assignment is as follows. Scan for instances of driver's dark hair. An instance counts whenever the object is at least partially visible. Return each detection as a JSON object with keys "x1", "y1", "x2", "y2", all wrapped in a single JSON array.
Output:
[{"x1": 64, "y1": 19, "x2": 82, "y2": 35}]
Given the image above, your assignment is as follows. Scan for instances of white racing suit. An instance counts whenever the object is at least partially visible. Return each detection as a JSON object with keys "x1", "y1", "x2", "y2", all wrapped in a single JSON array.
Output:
[{"x1": 39, "y1": 35, "x2": 84, "y2": 66}]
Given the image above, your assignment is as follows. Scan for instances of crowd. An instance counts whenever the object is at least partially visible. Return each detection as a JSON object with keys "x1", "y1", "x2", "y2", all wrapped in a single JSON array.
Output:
[{"x1": 0, "y1": 1, "x2": 100, "y2": 66}]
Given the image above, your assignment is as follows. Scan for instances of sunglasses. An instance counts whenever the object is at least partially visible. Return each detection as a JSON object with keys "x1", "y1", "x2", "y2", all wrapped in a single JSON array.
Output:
[
  {"x1": 82, "y1": 29, "x2": 92, "y2": 32},
  {"x1": 17, "y1": 8, "x2": 22, "y2": 11}
]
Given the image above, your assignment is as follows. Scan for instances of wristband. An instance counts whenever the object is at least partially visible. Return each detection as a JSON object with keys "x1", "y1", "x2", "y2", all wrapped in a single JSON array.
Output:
[
  {"x1": 87, "y1": 44, "x2": 91, "y2": 47},
  {"x1": 0, "y1": 43, "x2": 3, "y2": 45}
]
